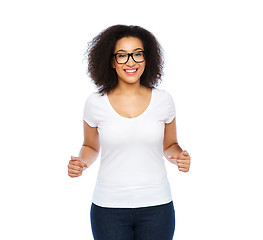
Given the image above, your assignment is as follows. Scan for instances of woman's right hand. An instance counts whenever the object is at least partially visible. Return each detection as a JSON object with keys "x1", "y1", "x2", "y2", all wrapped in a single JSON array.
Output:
[{"x1": 68, "y1": 156, "x2": 88, "y2": 178}]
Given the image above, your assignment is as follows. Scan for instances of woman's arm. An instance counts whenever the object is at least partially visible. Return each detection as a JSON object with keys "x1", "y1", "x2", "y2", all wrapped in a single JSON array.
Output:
[
  {"x1": 163, "y1": 118, "x2": 182, "y2": 164},
  {"x1": 163, "y1": 118, "x2": 191, "y2": 172},
  {"x1": 78, "y1": 121, "x2": 100, "y2": 166},
  {"x1": 68, "y1": 121, "x2": 100, "y2": 178},
  {"x1": 164, "y1": 144, "x2": 183, "y2": 165}
]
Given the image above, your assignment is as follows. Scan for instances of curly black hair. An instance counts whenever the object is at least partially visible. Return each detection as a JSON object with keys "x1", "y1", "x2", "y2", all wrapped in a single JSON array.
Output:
[{"x1": 85, "y1": 25, "x2": 164, "y2": 96}]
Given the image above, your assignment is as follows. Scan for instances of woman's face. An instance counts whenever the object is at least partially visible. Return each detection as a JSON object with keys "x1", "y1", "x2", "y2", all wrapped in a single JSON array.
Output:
[{"x1": 112, "y1": 37, "x2": 146, "y2": 85}]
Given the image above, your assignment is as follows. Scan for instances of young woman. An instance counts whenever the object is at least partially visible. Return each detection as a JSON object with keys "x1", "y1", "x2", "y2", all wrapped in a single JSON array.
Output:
[{"x1": 68, "y1": 25, "x2": 191, "y2": 240}]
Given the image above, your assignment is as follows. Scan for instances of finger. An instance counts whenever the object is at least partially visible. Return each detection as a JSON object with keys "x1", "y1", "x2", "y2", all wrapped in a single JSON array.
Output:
[
  {"x1": 182, "y1": 150, "x2": 189, "y2": 156},
  {"x1": 176, "y1": 162, "x2": 190, "y2": 167},
  {"x1": 176, "y1": 159, "x2": 191, "y2": 164},
  {"x1": 177, "y1": 163, "x2": 190, "y2": 169},
  {"x1": 176, "y1": 160, "x2": 190, "y2": 166},
  {"x1": 178, "y1": 151, "x2": 189, "y2": 159},
  {"x1": 69, "y1": 160, "x2": 82, "y2": 167},
  {"x1": 71, "y1": 156, "x2": 87, "y2": 167},
  {"x1": 176, "y1": 159, "x2": 190, "y2": 167},
  {"x1": 68, "y1": 167, "x2": 83, "y2": 174},
  {"x1": 168, "y1": 155, "x2": 179, "y2": 159},
  {"x1": 68, "y1": 164, "x2": 82, "y2": 172},
  {"x1": 68, "y1": 172, "x2": 82, "y2": 178},
  {"x1": 71, "y1": 156, "x2": 88, "y2": 168},
  {"x1": 178, "y1": 167, "x2": 189, "y2": 172},
  {"x1": 177, "y1": 154, "x2": 191, "y2": 159},
  {"x1": 177, "y1": 164, "x2": 190, "y2": 170},
  {"x1": 69, "y1": 159, "x2": 88, "y2": 168},
  {"x1": 176, "y1": 157, "x2": 190, "y2": 162}
]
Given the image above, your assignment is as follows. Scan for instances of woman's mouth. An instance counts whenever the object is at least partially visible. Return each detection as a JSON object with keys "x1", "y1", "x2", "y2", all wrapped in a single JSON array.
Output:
[{"x1": 124, "y1": 68, "x2": 138, "y2": 75}]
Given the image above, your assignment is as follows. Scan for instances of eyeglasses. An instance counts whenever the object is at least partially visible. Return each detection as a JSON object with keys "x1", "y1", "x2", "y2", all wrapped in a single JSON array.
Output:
[{"x1": 113, "y1": 51, "x2": 145, "y2": 64}]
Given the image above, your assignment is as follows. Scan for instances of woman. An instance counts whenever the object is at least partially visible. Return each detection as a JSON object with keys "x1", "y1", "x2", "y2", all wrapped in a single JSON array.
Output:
[{"x1": 68, "y1": 25, "x2": 191, "y2": 240}]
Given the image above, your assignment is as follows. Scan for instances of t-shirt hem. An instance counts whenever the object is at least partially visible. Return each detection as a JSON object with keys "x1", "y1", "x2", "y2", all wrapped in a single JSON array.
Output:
[
  {"x1": 165, "y1": 116, "x2": 175, "y2": 124},
  {"x1": 91, "y1": 197, "x2": 173, "y2": 208},
  {"x1": 83, "y1": 118, "x2": 97, "y2": 127}
]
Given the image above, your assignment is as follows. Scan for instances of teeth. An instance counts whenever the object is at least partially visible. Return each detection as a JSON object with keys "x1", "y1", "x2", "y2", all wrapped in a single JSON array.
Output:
[{"x1": 125, "y1": 69, "x2": 137, "y2": 73}]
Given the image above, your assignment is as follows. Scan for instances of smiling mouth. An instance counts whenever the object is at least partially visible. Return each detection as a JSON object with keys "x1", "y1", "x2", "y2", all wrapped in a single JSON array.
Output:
[{"x1": 124, "y1": 69, "x2": 138, "y2": 73}]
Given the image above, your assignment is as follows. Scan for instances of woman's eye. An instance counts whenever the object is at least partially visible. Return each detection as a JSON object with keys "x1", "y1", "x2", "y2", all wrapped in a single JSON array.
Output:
[
  {"x1": 134, "y1": 52, "x2": 142, "y2": 56},
  {"x1": 118, "y1": 54, "x2": 127, "y2": 58}
]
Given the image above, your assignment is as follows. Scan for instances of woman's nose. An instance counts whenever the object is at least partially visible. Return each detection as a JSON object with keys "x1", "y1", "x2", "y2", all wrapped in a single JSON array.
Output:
[{"x1": 126, "y1": 55, "x2": 136, "y2": 67}]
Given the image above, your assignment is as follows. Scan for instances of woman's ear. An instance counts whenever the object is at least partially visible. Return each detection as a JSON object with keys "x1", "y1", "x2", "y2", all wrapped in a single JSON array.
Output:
[{"x1": 112, "y1": 58, "x2": 116, "y2": 69}]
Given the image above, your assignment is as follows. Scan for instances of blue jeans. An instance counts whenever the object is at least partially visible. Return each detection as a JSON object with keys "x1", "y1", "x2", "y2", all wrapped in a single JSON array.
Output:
[{"x1": 90, "y1": 201, "x2": 175, "y2": 240}]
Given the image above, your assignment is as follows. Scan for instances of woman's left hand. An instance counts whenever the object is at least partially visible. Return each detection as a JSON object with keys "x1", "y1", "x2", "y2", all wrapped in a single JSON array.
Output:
[{"x1": 168, "y1": 150, "x2": 191, "y2": 172}]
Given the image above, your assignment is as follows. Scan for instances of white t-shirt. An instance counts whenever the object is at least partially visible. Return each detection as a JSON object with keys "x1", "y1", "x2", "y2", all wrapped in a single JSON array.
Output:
[{"x1": 83, "y1": 87, "x2": 176, "y2": 208}]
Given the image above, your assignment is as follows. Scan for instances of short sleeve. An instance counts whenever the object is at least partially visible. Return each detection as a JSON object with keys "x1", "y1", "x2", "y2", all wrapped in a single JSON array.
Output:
[
  {"x1": 164, "y1": 91, "x2": 176, "y2": 124},
  {"x1": 83, "y1": 94, "x2": 98, "y2": 127}
]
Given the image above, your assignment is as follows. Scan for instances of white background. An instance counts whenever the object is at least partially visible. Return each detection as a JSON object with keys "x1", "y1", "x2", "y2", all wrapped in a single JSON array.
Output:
[{"x1": 0, "y1": 0, "x2": 262, "y2": 239}]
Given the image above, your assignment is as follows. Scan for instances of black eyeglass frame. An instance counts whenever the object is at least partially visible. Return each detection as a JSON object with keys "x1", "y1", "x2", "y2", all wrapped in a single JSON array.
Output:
[{"x1": 113, "y1": 51, "x2": 145, "y2": 64}]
